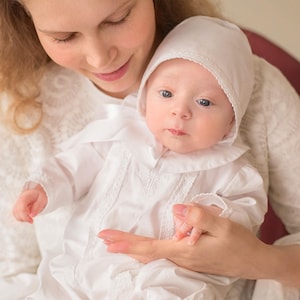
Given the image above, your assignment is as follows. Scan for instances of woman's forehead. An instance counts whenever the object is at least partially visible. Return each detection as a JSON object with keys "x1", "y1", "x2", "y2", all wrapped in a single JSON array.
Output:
[{"x1": 22, "y1": 0, "x2": 130, "y2": 29}]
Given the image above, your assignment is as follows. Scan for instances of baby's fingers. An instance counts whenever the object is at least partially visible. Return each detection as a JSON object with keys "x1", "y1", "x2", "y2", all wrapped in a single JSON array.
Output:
[
  {"x1": 13, "y1": 189, "x2": 46, "y2": 223},
  {"x1": 13, "y1": 204, "x2": 34, "y2": 223},
  {"x1": 29, "y1": 197, "x2": 46, "y2": 218},
  {"x1": 173, "y1": 218, "x2": 194, "y2": 241},
  {"x1": 187, "y1": 228, "x2": 203, "y2": 246}
]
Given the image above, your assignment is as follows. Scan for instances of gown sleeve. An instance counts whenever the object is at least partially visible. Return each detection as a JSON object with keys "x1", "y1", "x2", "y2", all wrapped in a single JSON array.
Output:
[{"x1": 27, "y1": 143, "x2": 107, "y2": 213}]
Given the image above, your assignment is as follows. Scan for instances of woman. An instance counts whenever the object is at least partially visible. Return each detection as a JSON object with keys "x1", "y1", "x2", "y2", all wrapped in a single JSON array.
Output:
[{"x1": 0, "y1": 0, "x2": 299, "y2": 299}]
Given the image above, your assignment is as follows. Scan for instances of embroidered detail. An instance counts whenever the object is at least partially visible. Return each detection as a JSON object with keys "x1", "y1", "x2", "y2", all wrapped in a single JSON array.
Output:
[
  {"x1": 85, "y1": 143, "x2": 131, "y2": 258},
  {"x1": 159, "y1": 173, "x2": 198, "y2": 239}
]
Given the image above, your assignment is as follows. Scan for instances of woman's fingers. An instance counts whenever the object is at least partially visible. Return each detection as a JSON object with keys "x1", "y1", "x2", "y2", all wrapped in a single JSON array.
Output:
[
  {"x1": 98, "y1": 229, "x2": 180, "y2": 263},
  {"x1": 98, "y1": 205, "x2": 226, "y2": 264},
  {"x1": 99, "y1": 228, "x2": 219, "y2": 272}
]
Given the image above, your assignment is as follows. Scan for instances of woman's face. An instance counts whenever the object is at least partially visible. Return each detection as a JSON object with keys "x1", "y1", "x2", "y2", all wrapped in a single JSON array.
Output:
[{"x1": 24, "y1": 0, "x2": 156, "y2": 98}]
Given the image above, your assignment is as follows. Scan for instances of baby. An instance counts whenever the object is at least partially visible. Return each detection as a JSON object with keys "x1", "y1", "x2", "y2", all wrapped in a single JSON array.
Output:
[{"x1": 13, "y1": 16, "x2": 266, "y2": 300}]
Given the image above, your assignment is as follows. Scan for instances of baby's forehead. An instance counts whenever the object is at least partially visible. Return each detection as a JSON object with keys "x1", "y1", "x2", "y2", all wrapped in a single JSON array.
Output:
[
  {"x1": 148, "y1": 58, "x2": 210, "y2": 79},
  {"x1": 147, "y1": 58, "x2": 218, "y2": 86}
]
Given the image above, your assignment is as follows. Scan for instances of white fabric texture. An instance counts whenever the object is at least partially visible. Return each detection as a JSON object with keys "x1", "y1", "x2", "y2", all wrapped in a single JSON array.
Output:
[
  {"x1": 251, "y1": 233, "x2": 300, "y2": 300},
  {"x1": 0, "y1": 20, "x2": 299, "y2": 300}
]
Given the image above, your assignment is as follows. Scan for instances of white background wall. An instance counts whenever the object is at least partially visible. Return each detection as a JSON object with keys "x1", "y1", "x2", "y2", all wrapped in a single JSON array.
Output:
[{"x1": 219, "y1": 0, "x2": 300, "y2": 61}]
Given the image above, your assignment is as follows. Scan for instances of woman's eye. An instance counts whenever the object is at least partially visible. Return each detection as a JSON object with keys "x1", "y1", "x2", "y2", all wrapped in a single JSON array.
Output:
[
  {"x1": 159, "y1": 90, "x2": 173, "y2": 98},
  {"x1": 104, "y1": 9, "x2": 131, "y2": 26},
  {"x1": 196, "y1": 98, "x2": 211, "y2": 107},
  {"x1": 53, "y1": 33, "x2": 76, "y2": 43}
]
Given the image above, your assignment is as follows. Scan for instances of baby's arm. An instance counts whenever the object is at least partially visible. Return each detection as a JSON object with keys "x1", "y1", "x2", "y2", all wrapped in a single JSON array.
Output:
[{"x1": 13, "y1": 183, "x2": 47, "y2": 224}]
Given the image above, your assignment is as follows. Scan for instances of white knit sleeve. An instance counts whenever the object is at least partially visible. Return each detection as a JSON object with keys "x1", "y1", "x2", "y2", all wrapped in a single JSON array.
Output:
[{"x1": 242, "y1": 57, "x2": 300, "y2": 234}]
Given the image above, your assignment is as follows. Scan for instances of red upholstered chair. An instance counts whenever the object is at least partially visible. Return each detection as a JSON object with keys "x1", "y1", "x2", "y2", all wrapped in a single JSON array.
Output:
[{"x1": 243, "y1": 28, "x2": 300, "y2": 244}]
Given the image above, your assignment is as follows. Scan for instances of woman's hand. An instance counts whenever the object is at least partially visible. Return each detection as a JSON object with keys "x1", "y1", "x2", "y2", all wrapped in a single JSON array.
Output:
[
  {"x1": 99, "y1": 204, "x2": 266, "y2": 277},
  {"x1": 99, "y1": 203, "x2": 300, "y2": 287}
]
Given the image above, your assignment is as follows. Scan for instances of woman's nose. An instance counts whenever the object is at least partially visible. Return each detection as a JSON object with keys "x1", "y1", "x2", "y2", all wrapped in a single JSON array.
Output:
[{"x1": 85, "y1": 36, "x2": 116, "y2": 69}]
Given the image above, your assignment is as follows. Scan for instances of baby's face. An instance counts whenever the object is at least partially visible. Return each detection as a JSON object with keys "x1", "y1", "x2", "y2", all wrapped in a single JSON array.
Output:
[{"x1": 144, "y1": 59, "x2": 234, "y2": 154}]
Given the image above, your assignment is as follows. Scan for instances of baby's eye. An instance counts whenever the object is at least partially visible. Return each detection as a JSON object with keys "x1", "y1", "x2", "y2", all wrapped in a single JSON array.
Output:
[
  {"x1": 196, "y1": 98, "x2": 211, "y2": 107},
  {"x1": 159, "y1": 90, "x2": 173, "y2": 98}
]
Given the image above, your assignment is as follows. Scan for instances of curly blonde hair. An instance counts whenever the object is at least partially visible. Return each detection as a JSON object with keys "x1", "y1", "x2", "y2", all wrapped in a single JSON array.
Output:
[
  {"x1": 0, "y1": 0, "x2": 221, "y2": 133},
  {"x1": 0, "y1": 0, "x2": 50, "y2": 133}
]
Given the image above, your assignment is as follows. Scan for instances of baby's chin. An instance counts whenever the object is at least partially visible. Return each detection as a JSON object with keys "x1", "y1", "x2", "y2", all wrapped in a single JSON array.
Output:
[
  {"x1": 163, "y1": 141, "x2": 199, "y2": 154},
  {"x1": 169, "y1": 148, "x2": 199, "y2": 154},
  {"x1": 157, "y1": 134, "x2": 205, "y2": 154}
]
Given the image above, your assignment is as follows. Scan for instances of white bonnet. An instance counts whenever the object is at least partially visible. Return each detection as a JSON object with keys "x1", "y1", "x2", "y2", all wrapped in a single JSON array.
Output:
[{"x1": 137, "y1": 16, "x2": 254, "y2": 144}]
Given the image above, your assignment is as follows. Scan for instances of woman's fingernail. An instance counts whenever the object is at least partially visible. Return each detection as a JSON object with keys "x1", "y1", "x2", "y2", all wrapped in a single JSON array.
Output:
[{"x1": 173, "y1": 204, "x2": 187, "y2": 217}]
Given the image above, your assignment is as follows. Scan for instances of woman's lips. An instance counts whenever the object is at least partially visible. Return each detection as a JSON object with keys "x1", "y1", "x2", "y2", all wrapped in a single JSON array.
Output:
[{"x1": 93, "y1": 59, "x2": 130, "y2": 82}]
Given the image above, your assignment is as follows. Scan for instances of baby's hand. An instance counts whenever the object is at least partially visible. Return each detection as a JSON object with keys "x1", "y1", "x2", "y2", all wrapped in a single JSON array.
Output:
[
  {"x1": 172, "y1": 203, "x2": 223, "y2": 245},
  {"x1": 13, "y1": 184, "x2": 47, "y2": 223},
  {"x1": 173, "y1": 215, "x2": 202, "y2": 246}
]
